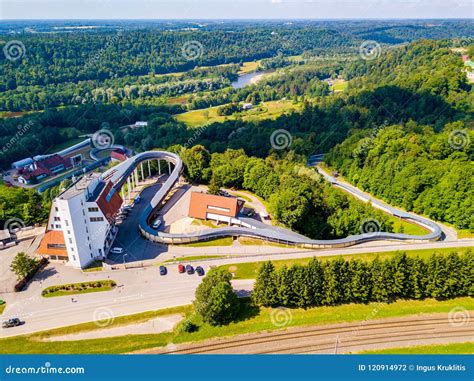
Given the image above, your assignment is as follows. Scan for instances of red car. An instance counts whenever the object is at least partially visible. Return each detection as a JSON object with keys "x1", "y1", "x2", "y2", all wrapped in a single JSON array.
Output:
[{"x1": 178, "y1": 264, "x2": 185, "y2": 273}]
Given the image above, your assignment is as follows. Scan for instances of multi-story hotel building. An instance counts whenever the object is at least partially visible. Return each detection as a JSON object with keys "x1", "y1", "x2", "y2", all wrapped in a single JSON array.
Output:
[{"x1": 37, "y1": 172, "x2": 122, "y2": 268}]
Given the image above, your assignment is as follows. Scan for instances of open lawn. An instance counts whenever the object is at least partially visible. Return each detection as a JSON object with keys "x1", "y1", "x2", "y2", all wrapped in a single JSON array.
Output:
[
  {"x1": 175, "y1": 100, "x2": 302, "y2": 128},
  {"x1": 176, "y1": 237, "x2": 233, "y2": 247},
  {"x1": 163, "y1": 255, "x2": 227, "y2": 263},
  {"x1": 390, "y1": 216, "x2": 428, "y2": 236},
  {"x1": 331, "y1": 79, "x2": 348, "y2": 92},
  {"x1": 237, "y1": 237, "x2": 294, "y2": 248},
  {"x1": 359, "y1": 342, "x2": 474, "y2": 354},
  {"x1": 1, "y1": 298, "x2": 471, "y2": 354},
  {"x1": 238, "y1": 60, "x2": 261, "y2": 75},
  {"x1": 220, "y1": 246, "x2": 473, "y2": 279}
]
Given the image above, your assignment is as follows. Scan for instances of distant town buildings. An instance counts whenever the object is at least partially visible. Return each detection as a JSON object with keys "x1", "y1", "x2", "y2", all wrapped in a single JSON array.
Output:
[
  {"x1": 131, "y1": 121, "x2": 148, "y2": 129},
  {"x1": 18, "y1": 154, "x2": 73, "y2": 185}
]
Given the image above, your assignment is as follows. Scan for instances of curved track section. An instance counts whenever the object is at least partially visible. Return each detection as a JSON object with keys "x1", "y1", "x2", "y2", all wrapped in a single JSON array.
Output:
[{"x1": 105, "y1": 151, "x2": 442, "y2": 249}]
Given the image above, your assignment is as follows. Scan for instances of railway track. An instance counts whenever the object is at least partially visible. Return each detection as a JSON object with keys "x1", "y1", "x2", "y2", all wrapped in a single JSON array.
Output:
[{"x1": 151, "y1": 314, "x2": 473, "y2": 355}]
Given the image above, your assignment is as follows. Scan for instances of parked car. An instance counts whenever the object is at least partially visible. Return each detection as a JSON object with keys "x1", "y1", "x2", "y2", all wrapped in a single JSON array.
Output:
[
  {"x1": 185, "y1": 265, "x2": 194, "y2": 274},
  {"x1": 2, "y1": 318, "x2": 22, "y2": 328},
  {"x1": 152, "y1": 220, "x2": 162, "y2": 229},
  {"x1": 159, "y1": 266, "x2": 167, "y2": 276},
  {"x1": 123, "y1": 205, "x2": 132, "y2": 211},
  {"x1": 134, "y1": 196, "x2": 141, "y2": 204},
  {"x1": 196, "y1": 266, "x2": 205, "y2": 276},
  {"x1": 110, "y1": 247, "x2": 124, "y2": 254},
  {"x1": 178, "y1": 264, "x2": 185, "y2": 273}
]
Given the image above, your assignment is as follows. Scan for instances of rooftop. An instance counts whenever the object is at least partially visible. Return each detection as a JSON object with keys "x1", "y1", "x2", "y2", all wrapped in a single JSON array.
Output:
[{"x1": 58, "y1": 172, "x2": 101, "y2": 200}]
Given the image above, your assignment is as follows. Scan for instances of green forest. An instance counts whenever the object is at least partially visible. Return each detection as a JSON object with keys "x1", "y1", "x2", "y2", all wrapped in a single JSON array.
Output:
[{"x1": 0, "y1": 22, "x2": 473, "y2": 233}]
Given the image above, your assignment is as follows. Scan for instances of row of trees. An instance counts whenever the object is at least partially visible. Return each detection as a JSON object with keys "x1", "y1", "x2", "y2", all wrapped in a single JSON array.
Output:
[{"x1": 253, "y1": 251, "x2": 473, "y2": 308}]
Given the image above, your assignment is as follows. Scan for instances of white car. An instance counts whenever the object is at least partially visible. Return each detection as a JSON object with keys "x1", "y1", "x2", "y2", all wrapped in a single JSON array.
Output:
[
  {"x1": 110, "y1": 247, "x2": 124, "y2": 254},
  {"x1": 152, "y1": 220, "x2": 162, "y2": 229}
]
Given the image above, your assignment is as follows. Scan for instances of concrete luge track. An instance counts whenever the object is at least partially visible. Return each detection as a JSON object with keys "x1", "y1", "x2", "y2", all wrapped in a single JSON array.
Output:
[
  {"x1": 103, "y1": 151, "x2": 443, "y2": 249},
  {"x1": 146, "y1": 314, "x2": 473, "y2": 354}
]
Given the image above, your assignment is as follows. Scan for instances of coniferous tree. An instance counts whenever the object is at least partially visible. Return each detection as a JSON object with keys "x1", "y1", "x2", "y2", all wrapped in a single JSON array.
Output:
[
  {"x1": 370, "y1": 257, "x2": 389, "y2": 302},
  {"x1": 277, "y1": 265, "x2": 293, "y2": 307},
  {"x1": 408, "y1": 256, "x2": 427, "y2": 299},
  {"x1": 252, "y1": 261, "x2": 279, "y2": 306},
  {"x1": 459, "y1": 251, "x2": 473, "y2": 297},
  {"x1": 348, "y1": 259, "x2": 371, "y2": 303},
  {"x1": 306, "y1": 258, "x2": 324, "y2": 306},
  {"x1": 425, "y1": 254, "x2": 448, "y2": 299}
]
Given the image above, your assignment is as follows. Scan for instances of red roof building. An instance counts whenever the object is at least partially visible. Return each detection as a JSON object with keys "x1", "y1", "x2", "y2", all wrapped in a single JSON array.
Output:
[
  {"x1": 111, "y1": 148, "x2": 129, "y2": 162},
  {"x1": 188, "y1": 192, "x2": 244, "y2": 220},
  {"x1": 96, "y1": 181, "x2": 123, "y2": 223}
]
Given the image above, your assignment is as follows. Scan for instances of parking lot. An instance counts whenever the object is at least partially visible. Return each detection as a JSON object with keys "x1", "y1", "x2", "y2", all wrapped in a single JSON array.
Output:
[{"x1": 108, "y1": 178, "x2": 170, "y2": 264}]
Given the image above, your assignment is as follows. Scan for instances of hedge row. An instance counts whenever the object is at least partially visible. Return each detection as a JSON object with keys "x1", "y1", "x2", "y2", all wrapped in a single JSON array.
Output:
[
  {"x1": 252, "y1": 251, "x2": 473, "y2": 308},
  {"x1": 41, "y1": 280, "x2": 117, "y2": 296}
]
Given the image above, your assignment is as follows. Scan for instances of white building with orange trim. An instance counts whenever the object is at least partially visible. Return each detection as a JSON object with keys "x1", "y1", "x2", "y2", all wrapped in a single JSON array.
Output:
[{"x1": 38, "y1": 172, "x2": 122, "y2": 268}]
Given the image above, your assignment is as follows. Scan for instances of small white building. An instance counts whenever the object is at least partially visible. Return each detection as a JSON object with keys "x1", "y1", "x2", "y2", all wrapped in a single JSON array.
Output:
[
  {"x1": 242, "y1": 103, "x2": 253, "y2": 111},
  {"x1": 133, "y1": 121, "x2": 148, "y2": 128}
]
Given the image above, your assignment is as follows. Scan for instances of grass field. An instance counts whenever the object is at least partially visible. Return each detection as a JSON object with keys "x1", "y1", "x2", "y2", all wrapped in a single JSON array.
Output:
[
  {"x1": 331, "y1": 79, "x2": 348, "y2": 92},
  {"x1": 359, "y1": 342, "x2": 474, "y2": 354},
  {"x1": 176, "y1": 237, "x2": 233, "y2": 247},
  {"x1": 220, "y1": 246, "x2": 473, "y2": 279},
  {"x1": 238, "y1": 61, "x2": 261, "y2": 75},
  {"x1": 175, "y1": 100, "x2": 301, "y2": 127},
  {"x1": 237, "y1": 237, "x2": 295, "y2": 248},
  {"x1": 1, "y1": 298, "x2": 471, "y2": 354},
  {"x1": 390, "y1": 217, "x2": 428, "y2": 235},
  {"x1": 163, "y1": 255, "x2": 227, "y2": 263}
]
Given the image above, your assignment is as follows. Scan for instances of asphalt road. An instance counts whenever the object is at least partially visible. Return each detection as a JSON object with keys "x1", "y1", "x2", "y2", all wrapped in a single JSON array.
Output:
[{"x1": 0, "y1": 263, "x2": 254, "y2": 338}]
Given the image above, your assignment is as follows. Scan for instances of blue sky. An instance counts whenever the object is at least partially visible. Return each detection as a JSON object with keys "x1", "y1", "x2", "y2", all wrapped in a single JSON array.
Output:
[{"x1": 1, "y1": 0, "x2": 472, "y2": 20}]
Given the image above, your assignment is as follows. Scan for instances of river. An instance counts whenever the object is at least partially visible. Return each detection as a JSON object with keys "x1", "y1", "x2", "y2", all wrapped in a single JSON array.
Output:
[{"x1": 231, "y1": 71, "x2": 268, "y2": 89}]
